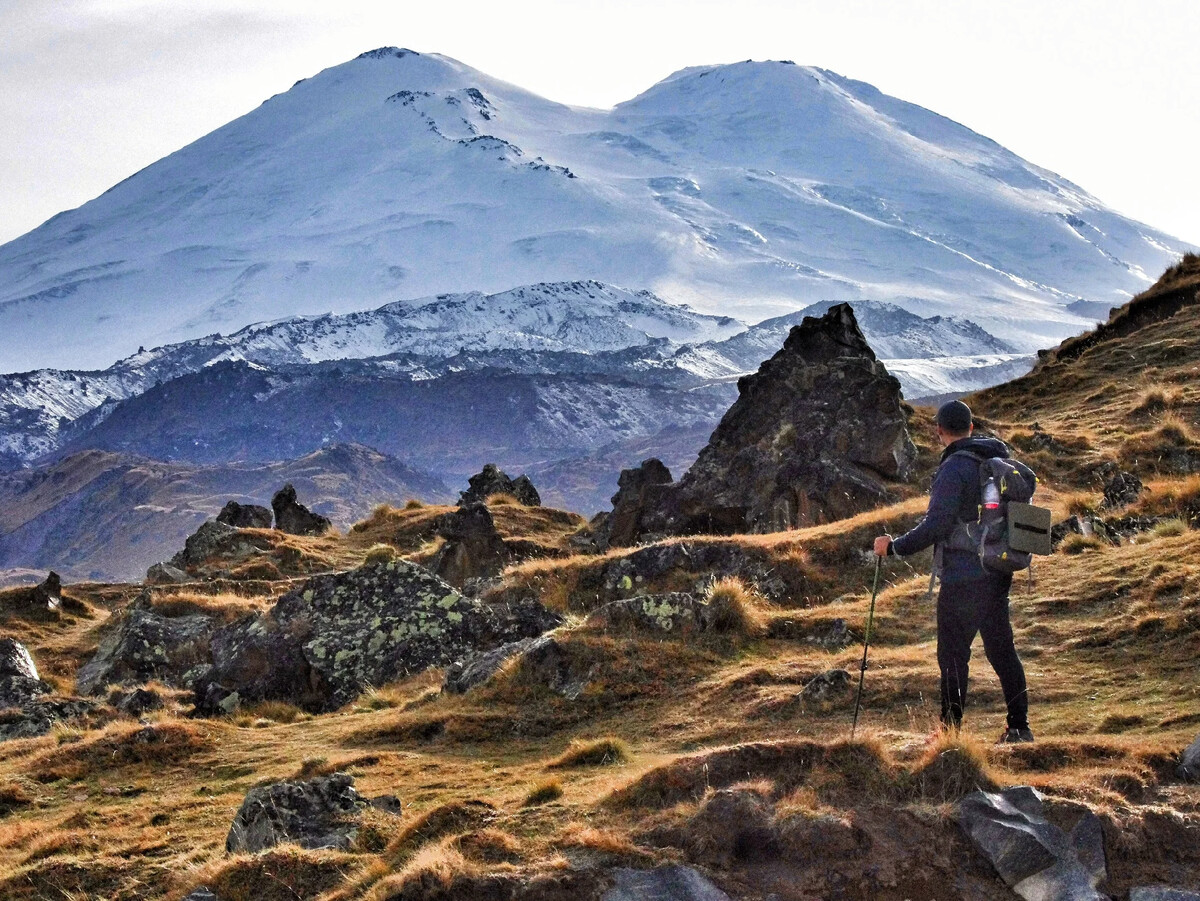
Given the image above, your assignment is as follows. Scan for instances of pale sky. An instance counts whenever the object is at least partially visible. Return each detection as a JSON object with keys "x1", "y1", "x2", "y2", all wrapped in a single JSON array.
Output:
[{"x1": 2, "y1": 0, "x2": 1198, "y2": 247}]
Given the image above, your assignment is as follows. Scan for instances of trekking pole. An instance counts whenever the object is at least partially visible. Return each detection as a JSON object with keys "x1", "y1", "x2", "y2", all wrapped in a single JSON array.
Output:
[{"x1": 850, "y1": 555, "x2": 883, "y2": 740}]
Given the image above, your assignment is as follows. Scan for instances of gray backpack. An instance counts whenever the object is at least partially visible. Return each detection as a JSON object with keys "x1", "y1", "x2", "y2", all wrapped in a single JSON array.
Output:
[{"x1": 945, "y1": 451, "x2": 1052, "y2": 575}]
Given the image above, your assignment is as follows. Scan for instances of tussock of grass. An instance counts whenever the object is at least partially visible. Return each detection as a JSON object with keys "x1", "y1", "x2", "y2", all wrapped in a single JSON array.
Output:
[
  {"x1": 485, "y1": 492, "x2": 521, "y2": 506},
  {"x1": 191, "y1": 846, "x2": 355, "y2": 901},
  {"x1": 366, "y1": 841, "x2": 475, "y2": 901},
  {"x1": 452, "y1": 828, "x2": 523, "y2": 864},
  {"x1": 1151, "y1": 518, "x2": 1188, "y2": 538},
  {"x1": 363, "y1": 543, "x2": 397, "y2": 565},
  {"x1": 704, "y1": 576, "x2": 768, "y2": 637},
  {"x1": 1060, "y1": 533, "x2": 1109, "y2": 555},
  {"x1": 547, "y1": 736, "x2": 630, "y2": 768},
  {"x1": 522, "y1": 778, "x2": 564, "y2": 806},
  {"x1": 911, "y1": 730, "x2": 999, "y2": 801},
  {"x1": 404, "y1": 499, "x2": 425, "y2": 510}
]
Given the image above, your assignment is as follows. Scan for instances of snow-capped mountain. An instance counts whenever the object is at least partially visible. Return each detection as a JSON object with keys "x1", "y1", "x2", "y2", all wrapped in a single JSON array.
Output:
[
  {"x1": 0, "y1": 283, "x2": 1024, "y2": 476},
  {"x1": 0, "y1": 48, "x2": 1193, "y2": 374}
]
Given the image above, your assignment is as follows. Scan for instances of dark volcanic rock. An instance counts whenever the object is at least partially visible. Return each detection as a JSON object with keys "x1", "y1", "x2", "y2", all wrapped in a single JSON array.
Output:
[
  {"x1": 1102, "y1": 469, "x2": 1144, "y2": 509},
  {"x1": 216, "y1": 500, "x2": 273, "y2": 529},
  {"x1": 602, "y1": 866, "x2": 732, "y2": 901},
  {"x1": 430, "y1": 503, "x2": 511, "y2": 586},
  {"x1": 226, "y1": 773, "x2": 363, "y2": 853},
  {"x1": 460, "y1": 463, "x2": 541, "y2": 507},
  {"x1": 960, "y1": 785, "x2": 1106, "y2": 901},
  {"x1": 629, "y1": 304, "x2": 917, "y2": 539},
  {"x1": 272, "y1": 483, "x2": 332, "y2": 536},
  {"x1": 0, "y1": 639, "x2": 97, "y2": 741},
  {"x1": 603, "y1": 458, "x2": 674, "y2": 548},
  {"x1": 196, "y1": 560, "x2": 560, "y2": 713},
  {"x1": 76, "y1": 592, "x2": 216, "y2": 695}
]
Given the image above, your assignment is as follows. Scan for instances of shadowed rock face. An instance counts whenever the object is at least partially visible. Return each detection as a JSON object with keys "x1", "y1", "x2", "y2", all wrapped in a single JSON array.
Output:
[
  {"x1": 459, "y1": 464, "x2": 541, "y2": 507},
  {"x1": 216, "y1": 501, "x2": 273, "y2": 529},
  {"x1": 617, "y1": 304, "x2": 916, "y2": 541},
  {"x1": 430, "y1": 503, "x2": 510, "y2": 586},
  {"x1": 272, "y1": 484, "x2": 332, "y2": 536}
]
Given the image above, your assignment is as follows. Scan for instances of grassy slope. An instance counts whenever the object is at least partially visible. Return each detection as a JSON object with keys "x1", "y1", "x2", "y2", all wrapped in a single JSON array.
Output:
[{"x1": 0, "y1": 260, "x2": 1197, "y2": 899}]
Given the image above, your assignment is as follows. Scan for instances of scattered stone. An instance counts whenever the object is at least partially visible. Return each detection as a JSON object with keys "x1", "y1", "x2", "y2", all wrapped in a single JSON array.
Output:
[
  {"x1": 1179, "y1": 733, "x2": 1200, "y2": 781},
  {"x1": 602, "y1": 458, "x2": 674, "y2": 548},
  {"x1": 799, "y1": 669, "x2": 852, "y2": 706},
  {"x1": 1102, "y1": 469, "x2": 1144, "y2": 509},
  {"x1": 622, "y1": 304, "x2": 916, "y2": 540},
  {"x1": 145, "y1": 561, "x2": 190, "y2": 584},
  {"x1": 959, "y1": 785, "x2": 1106, "y2": 901},
  {"x1": 181, "y1": 890, "x2": 221, "y2": 901},
  {"x1": 511, "y1": 635, "x2": 593, "y2": 701},
  {"x1": 603, "y1": 865, "x2": 732, "y2": 901},
  {"x1": 112, "y1": 687, "x2": 166, "y2": 718},
  {"x1": 196, "y1": 560, "x2": 560, "y2": 713},
  {"x1": 429, "y1": 503, "x2": 511, "y2": 586},
  {"x1": 226, "y1": 773, "x2": 362, "y2": 854},
  {"x1": 272, "y1": 484, "x2": 332, "y2": 536},
  {"x1": 443, "y1": 637, "x2": 541, "y2": 695},
  {"x1": 216, "y1": 500, "x2": 274, "y2": 529},
  {"x1": 0, "y1": 637, "x2": 40, "y2": 682},
  {"x1": 459, "y1": 463, "x2": 541, "y2": 507},
  {"x1": 76, "y1": 592, "x2": 217, "y2": 695},
  {"x1": 1131, "y1": 889, "x2": 1200, "y2": 901}
]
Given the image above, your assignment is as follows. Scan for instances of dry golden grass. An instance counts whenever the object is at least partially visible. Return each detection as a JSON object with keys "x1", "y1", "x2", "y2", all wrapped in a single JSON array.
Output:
[
  {"x1": 547, "y1": 737, "x2": 630, "y2": 769},
  {"x1": 522, "y1": 779, "x2": 564, "y2": 806},
  {"x1": 703, "y1": 576, "x2": 768, "y2": 637}
]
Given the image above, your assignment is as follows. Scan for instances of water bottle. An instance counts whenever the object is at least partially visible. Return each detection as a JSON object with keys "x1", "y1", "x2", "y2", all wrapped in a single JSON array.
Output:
[{"x1": 983, "y1": 478, "x2": 1001, "y2": 510}]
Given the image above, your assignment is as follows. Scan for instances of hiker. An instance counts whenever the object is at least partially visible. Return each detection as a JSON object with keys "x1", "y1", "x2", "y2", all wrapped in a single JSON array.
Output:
[{"x1": 872, "y1": 400, "x2": 1034, "y2": 743}]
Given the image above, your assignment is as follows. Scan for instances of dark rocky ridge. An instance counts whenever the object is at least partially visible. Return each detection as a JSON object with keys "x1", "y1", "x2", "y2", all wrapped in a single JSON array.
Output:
[{"x1": 609, "y1": 304, "x2": 917, "y2": 542}]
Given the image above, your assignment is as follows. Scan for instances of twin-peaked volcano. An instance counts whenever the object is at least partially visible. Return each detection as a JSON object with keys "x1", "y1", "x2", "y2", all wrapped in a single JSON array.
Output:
[{"x1": 0, "y1": 47, "x2": 1193, "y2": 372}]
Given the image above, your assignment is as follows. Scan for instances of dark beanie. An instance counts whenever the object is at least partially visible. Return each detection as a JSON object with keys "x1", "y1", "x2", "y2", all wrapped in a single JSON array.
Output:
[{"x1": 936, "y1": 400, "x2": 973, "y2": 433}]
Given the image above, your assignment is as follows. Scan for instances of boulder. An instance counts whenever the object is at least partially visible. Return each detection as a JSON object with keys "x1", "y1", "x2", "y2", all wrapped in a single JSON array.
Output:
[
  {"x1": 603, "y1": 459, "x2": 674, "y2": 548},
  {"x1": 216, "y1": 500, "x2": 273, "y2": 529},
  {"x1": 602, "y1": 866, "x2": 732, "y2": 901},
  {"x1": 181, "y1": 891, "x2": 221, "y2": 901},
  {"x1": 443, "y1": 637, "x2": 541, "y2": 695},
  {"x1": 145, "y1": 561, "x2": 190, "y2": 584},
  {"x1": 429, "y1": 503, "x2": 511, "y2": 586},
  {"x1": 32, "y1": 572, "x2": 62, "y2": 610},
  {"x1": 196, "y1": 560, "x2": 560, "y2": 713},
  {"x1": 226, "y1": 773, "x2": 363, "y2": 853},
  {"x1": 509, "y1": 635, "x2": 593, "y2": 701},
  {"x1": 170, "y1": 520, "x2": 268, "y2": 571},
  {"x1": 459, "y1": 463, "x2": 541, "y2": 507},
  {"x1": 1102, "y1": 469, "x2": 1144, "y2": 509},
  {"x1": 584, "y1": 593, "x2": 713, "y2": 636},
  {"x1": 959, "y1": 785, "x2": 1106, "y2": 901},
  {"x1": 1131, "y1": 889, "x2": 1200, "y2": 901},
  {"x1": 1179, "y1": 733, "x2": 1200, "y2": 781},
  {"x1": 0, "y1": 639, "x2": 96, "y2": 741},
  {"x1": 76, "y1": 592, "x2": 216, "y2": 695},
  {"x1": 272, "y1": 484, "x2": 332, "y2": 536},
  {"x1": 623, "y1": 304, "x2": 917, "y2": 540},
  {"x1": 112, "y1": 686, "x2": 166, "y2": 718}
]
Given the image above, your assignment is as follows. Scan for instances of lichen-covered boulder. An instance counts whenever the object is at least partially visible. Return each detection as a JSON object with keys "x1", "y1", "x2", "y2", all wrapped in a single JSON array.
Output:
[
  {"x1": 584, "y1": 593, "x2": 711, "y2": 635},
  {"x1": 196, "y1": 560, "x2": 560, "y2": 713},
  {"x1": 226, "y1": 773, "x2": 363, "y2": 853},
  {"x1": 272, "y1": 484, "x2": 332, "y2": 536},
  {"x1": 76, "y1": 592, "x2": 216, "y2": 695},
  {"x1": 216, "y1": 500, "x2": 273, "y2": 529},
  {"x1": 459, "y1": 464, "x2": 541, "y2": 507}
]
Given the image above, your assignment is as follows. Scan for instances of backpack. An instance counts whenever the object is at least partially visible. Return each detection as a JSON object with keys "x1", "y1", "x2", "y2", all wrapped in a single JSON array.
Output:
[{"x1": 944, "y1": 451, "x2": 1052, "y2": 575}]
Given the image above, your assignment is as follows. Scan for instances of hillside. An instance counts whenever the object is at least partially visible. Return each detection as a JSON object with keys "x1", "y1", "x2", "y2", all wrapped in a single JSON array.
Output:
[
  {"x1": 0, "y1": 263, "x2": 1196, "y2": 899},
  {"x1": 0, "y1": 49, "x2": 1192, "y2": 374}
]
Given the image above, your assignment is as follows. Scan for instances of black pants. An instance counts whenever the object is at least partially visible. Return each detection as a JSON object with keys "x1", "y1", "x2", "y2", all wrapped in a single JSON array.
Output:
[{"x1": 937, "y1": 574, "x2": 1028, "y2": 730}]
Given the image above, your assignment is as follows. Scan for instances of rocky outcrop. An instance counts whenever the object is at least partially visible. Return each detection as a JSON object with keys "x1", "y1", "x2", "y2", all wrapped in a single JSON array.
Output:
[
  {"x1": 603, "y1": 866, "x2": 732, "y2": 901},
  {"x1": 145, "y1": 561, "x2": 190, "y2": 584},
  {"x1": 226, "y1": 773, "x2": 366, "y2": 853},
  {"x1": 959, "y1": 786, "x2": 1106, "y2": 901},
  {"x1": 601, "y1": 459, "x2": 674, "y2": 548},
  {"x1": 272, "y1": 483, "x2": 332, "y2": 536},
  {"x1": 460, "y1": 464, "x2": 541, "y2": 507},
  {"x1": 169, "y1": 520, "x2": 269, "y2": 572},
  {"x1": 76, "y1": 592, "x2": 216, "y2": 695},
  {"x1": 799, "y1": 669, "x2": 852, "y2": 707},
  {"x1": 1179, "y1": 733, "x2": 1200, "y2": 781},
  {"x1": 32, "y1": 572, "x2": 62, "y2": 610},
  {"x1": 195, "y1": 560, "x2": 560, "y2": 713},
  {"x1": 0, "y1": 638, "x2": 96, "y2": 741},
  {"x1": 1102, "y1": 469, "x2": 1144, "y2": 508},
  {"x1": 613, "y1": 304, "x2": 917, "y2": 541},
  {"x1": 216, "y1": 500, "x2": 273, "y2": 529},
  {"x1": 443, "y1": 637, "x2": 541, "y2": 695},
  {"x1": 430, "y1": 503, "x2": 511, "y2": 586}
]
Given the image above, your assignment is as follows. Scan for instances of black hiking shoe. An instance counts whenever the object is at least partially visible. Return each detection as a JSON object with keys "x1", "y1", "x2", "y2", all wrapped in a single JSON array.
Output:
[{"x1": 997, "y1": 726, "x2": 1035, "y2": 744}]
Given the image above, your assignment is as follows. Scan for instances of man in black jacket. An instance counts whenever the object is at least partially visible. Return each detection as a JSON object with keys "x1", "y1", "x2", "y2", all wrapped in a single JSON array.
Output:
[{"x1": 873, "y1": 400, "x2": 1034, "y2": 743}]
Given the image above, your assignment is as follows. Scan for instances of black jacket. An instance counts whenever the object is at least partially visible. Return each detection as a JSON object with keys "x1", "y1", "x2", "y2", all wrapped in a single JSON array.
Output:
[{"x1": 892, "y1": 435, "x2": 1010, "y2": 583}]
